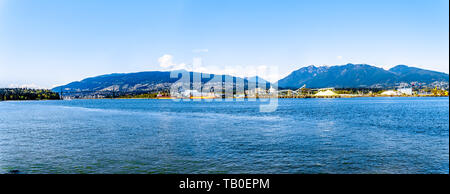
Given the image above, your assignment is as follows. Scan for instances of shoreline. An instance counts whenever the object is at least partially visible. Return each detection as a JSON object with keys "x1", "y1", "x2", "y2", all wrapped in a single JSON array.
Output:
[
  {"x1": 2, "y1": 96, "x2": 448, "y2": 101},
  {"x1": 0, "y1": 99, "x2": 62, "y2": 102},
  {"x1": 59, "y1": 95, "x2": 450, "y2": 100}
]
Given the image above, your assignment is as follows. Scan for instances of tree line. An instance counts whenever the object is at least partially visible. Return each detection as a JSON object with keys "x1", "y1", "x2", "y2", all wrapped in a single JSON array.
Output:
[{"x1": 0, "y1": 88, "x2": 60, "y2": 101}]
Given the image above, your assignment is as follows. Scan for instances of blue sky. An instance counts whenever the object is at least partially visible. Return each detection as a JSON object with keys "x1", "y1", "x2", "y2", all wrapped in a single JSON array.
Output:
[{"x1": 0, "y1": 0, "x2": 448, "y2": 88}]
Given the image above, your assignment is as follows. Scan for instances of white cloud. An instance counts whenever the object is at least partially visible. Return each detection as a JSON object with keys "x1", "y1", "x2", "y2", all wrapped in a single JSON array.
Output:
[
  {"x1": 158, "y1": 54, "x2": 175, "y2": 68},
  {"x1": 157, "y1": 55, "x2": 279, "y2": 83},
  {"x1": 194, "y1": 63, "x2": 279, "y2": 83},
  {"x1": 8, "y1": 83, "x2": 43, "y2": 89},
  {"x1": 158, "y1": 54, "x2": 187, "y2": 70}
]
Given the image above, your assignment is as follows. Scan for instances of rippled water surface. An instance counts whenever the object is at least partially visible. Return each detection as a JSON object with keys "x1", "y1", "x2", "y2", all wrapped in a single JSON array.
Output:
[{"x1": 0, "y1": 97, "x2": 448, "y2": 174}]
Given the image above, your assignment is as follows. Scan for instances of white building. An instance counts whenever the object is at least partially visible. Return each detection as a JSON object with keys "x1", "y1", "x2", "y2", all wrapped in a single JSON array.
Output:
[
  {"x1": 182, "y1": 90, "x2": 201, "y2": 97},
  {"x1": 398, "y1": 88, "x2": 413, "y2": 95},
  {"x1": 268, "y1": 87, "x2": 277, "y2": 94}
]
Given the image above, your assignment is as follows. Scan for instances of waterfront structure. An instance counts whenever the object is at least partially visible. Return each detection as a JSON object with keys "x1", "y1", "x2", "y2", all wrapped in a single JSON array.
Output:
[
  {"x1": 314, "y1": 90, "x2": 338, "y2": 96},
  {"x1": 268, "y1": 87, "x2": 277, "y2": 94},
  {"x1": 398, "y1": 88, "x2": 413, "y2": 95},
  {"x1": 278, "y1": 89, "x2": 294, "y2": 96},
  {"x1": 381, "y1": 90, "x2": 399, "y2": 96}
]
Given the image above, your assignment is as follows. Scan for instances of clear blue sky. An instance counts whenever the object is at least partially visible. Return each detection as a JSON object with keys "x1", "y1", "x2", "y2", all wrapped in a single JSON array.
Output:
[{"x1": 0, "y1": 0, "x2": 448, "y2": 88}]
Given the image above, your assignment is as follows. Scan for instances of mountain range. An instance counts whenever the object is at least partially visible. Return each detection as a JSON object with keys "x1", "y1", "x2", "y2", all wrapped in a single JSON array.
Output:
[
  {"x1": 277, "y1": 64, "x2": 448, "y2": 89},
  {"x1": 53, "y1": 64, "x2": 449, "y2": 94},
  {"x1": 52, "y1": 70, "x2": 269, "y2": 94}
]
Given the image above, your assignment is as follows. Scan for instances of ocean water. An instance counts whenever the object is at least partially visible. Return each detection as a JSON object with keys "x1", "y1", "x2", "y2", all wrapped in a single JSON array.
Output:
[{"x1": 0, "y1": 97, "x2": 448, "y2": 174}]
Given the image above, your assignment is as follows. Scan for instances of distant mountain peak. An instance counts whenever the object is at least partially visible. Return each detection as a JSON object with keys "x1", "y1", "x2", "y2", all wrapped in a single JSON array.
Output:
[
  {"x1": 391, "y1": 64, "x2": 408, "y2": 68},
  {"x1": 389, "y1": 64, "x2": 414, "y2": 72}
]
